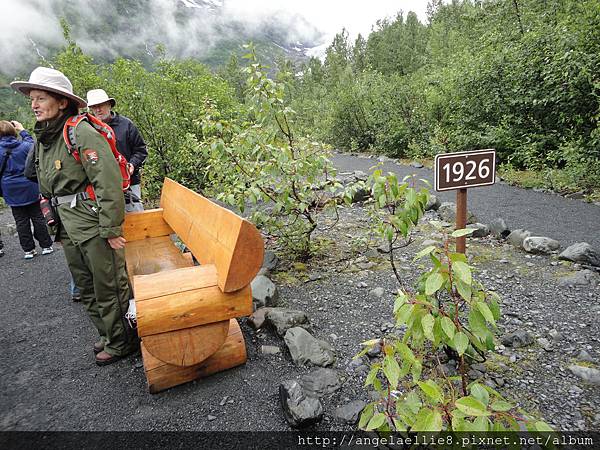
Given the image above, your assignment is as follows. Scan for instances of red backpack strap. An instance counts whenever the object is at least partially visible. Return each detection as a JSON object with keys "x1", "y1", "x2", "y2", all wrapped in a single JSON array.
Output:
[{"x1": 62, "y1": 114, "x2": 88, "y2": 162}]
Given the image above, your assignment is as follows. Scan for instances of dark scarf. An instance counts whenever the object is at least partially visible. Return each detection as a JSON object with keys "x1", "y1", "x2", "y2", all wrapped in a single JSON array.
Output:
[{"x1": 34, "y1": 112, "x2": 71, "y2": 147}]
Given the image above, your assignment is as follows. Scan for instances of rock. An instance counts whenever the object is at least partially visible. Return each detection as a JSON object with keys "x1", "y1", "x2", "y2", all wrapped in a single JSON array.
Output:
[
  {"x1": 523, "y1": 236, "x2": 560, "y2": 254},
  {"x1": 577, "y1": 350, "x2": 595, "y2": 363},
  {"x1": 537, "y1": 338, "x2": 553, "y2": 352},
  {"x1": 369, "y1": 287, "x2": 384, "y2": 298},
  {"x1": 247, "y1": 307, "x2": 273, "y2": 330},
  {"x1": 262, "y1": 251, "x2": 279, "y2": 271},
  {"x1": 558, "y1": 270, "x2": 600, "y2": 287},
  {"x1": 568, "y1": 365, "x2": 600, "y2": 385},
  {"x1": 300, "y1": 368, "x2": 342, "y2": 397},
  {"x1": 425, "y1": 195, "x2": 441, "y2": 211},
  {"x1": 437, "y1": 202, "x2": 477, "y2": 224},
  {"x1": 353, "y1": 170, "x2": 368, "y2": 181},
  {"x1": 333, "y1": 400, "x2": 367, "y2": 424},
  {"x1": 207, "y1": 415, "x2": 217, "y2": 421},
  {"x1": 367, "y1": 341, "x2": 382, "y2": 358},
  {"x1": 548, "y1": 329, "x2": 561, "y2": 341},
  {"x1": 501, "y1": 331, "x2": 534, "y2": 348},
  {"x1": 257, "y1": 267, "x2": 270, "y2": 277},
  {"x1": 489, "y1": 218, "x2": 510, "y2": 238},
  {"x1": 467, "y1": 223, "x2": 490, "y2": 238},
  {"x1": 265, "y1": 308, "x2": 309, "y2": 336},
  {"x1": 559, "y1": 243, "x2": 600, "y2": 267},
  {"x1": 410, "y1": 161, "x2": 424, "y2": 169},
  {"x1": 507, "y1": 229, "x2": 531, "y2": 248},
  {"x1": 471, "y1": 363, "x2": 487, "y2": 373},
  {"x1": 251, "y1": 275, "x2": 278, "y2": 308},
  {"x1": 261, "y1": 345, "x2": 281, "y2": 355},
  {"x1": 421, "y1": 239, "x2": 438, "y2": 247},
  {"x1": 284, "y1": 327, "x2": 335, "y2": 367},
  {"x1": 279, "y1": 380, "x2": 324, "y2": 428},
  {"x1": 346, "y1": 357, "x2": 369, "y2": 375},
  {"x1": 468, "y1": 369, "x2": 483, "y2": 380}
]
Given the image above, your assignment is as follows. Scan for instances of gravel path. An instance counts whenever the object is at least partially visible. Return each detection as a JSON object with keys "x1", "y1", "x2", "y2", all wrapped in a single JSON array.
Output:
[
  {"x1": 332, "y1": 152, "x2": 600, "y2": 250},
  {"x1": 1, "y1": 160, "x2": 599, "y2": 434}
]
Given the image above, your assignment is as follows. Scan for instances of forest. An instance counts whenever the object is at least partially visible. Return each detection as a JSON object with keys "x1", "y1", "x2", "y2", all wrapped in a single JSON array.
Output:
[{"x1": 3, "y1": 0, "x2": 599, "y2": 201}]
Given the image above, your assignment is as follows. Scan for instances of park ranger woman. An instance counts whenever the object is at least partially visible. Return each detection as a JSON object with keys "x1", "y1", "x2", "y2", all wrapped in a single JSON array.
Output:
[{"x1": 11, "y1": 67, "x2": 138, "y2": 366}]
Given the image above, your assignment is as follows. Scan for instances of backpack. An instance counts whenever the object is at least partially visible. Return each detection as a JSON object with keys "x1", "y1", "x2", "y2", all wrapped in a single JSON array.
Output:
[{"x1": 62, "y1": 113, "x2": 131, "y2": 201}]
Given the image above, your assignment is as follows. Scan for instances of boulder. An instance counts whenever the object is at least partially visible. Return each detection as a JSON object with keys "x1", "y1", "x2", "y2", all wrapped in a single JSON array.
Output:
[
  {"x1": 251, "y1": 275, "x2": 278, "y2": 308},
  {"x1": 333, "y1": 400, "x2": 367, "y2": 425},
  {"x1": 568, "y1": 365, "x2": 600, "y2": 386},
  {"x1": 262, "y1": 250, "x2": 279, "y2": 271},
  {"x1": 300, "y1": 368, "x2": 342, "y2": 397},
  {"x1": 247, "y1": 307, "x2": 273, "y2": 330},
  {"x1": 425, "y1": 195, "x2": 441, "y2": 211},
  {"x1": 558, "y1": 270, "x2": 600, "y2": 287},
  {"x1": 501, "y1": 330, "x2": 534, "y2": 348},
  {"x1": 507, "y1": 229, "x2": 531, "y2": 248},
  {"x1": 523, "y1": 236, "x2": 560, "y2": 254},
  {"x1": 284, "y1": 327, "x2": 335, "y2": 367},
  {"x1": 489, "y1": 218, "x2": 510, "y2": 238},
  {"x1": 437, "y1": 202, "x2": 477, "y2": 224},
  {"x1": 467, "y1": 223, "x2": 490, "y2": 238},
  {"x1": 265, "y1": 308, "x2": 309, "y2": 336},
  {"x1": 279, "y1": 380, "x2": 324, "y2": 428},
  {"x1": 410, "y1": 161, "x2": 424, "y2": 168},
  {"x1": 559, "y1": 243, "x2": 600, "y2": 267}
]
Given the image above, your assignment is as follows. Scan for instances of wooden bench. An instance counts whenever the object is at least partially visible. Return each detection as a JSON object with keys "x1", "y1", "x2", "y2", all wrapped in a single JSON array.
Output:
[{"x1": 123, "y1": 178, "x2": 264, "y2": 393}]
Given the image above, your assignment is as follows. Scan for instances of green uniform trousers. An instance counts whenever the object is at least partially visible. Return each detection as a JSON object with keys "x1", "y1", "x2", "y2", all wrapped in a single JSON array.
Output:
[{"x1": 60, "y1": 227, "x2": 137, "y2": 356}]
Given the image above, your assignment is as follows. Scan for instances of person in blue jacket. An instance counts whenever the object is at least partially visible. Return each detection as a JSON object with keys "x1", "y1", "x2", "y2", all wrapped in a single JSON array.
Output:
[{"x1": 0, "y1": 120, "x2": 53, "y2": 258}]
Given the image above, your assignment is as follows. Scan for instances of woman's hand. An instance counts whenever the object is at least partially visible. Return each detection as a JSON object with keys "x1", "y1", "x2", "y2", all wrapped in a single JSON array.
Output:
[
  {"x1": 11, "y1": 121, "x2": 24, "y2": 132},
  {"x1": 107, "y1": 236, "x2": 126, "y2": 249}
]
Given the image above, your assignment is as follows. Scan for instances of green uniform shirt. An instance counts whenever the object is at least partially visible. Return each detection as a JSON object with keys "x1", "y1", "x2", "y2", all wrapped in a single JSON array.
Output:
[{"x1": 36, "y1": 120, "x2": 125, "y2": 245}]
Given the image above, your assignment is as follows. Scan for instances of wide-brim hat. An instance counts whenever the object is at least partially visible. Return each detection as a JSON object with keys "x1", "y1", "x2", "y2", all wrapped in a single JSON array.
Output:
[
  {"x1": 10, "y1": 66, "x2": 87, "y2": 109},
  {"x1": 86, "y1": 89, "x2": 116, "y2": 108}
]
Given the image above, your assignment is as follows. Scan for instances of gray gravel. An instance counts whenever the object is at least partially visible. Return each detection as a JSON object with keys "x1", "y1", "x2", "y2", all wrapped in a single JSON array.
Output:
[
  {"x1": 1, "y1": 158, "x2": 599, "y2": 433},
  {"x1": 332, "y1": 152, "x2": 600, "y2": 249}
]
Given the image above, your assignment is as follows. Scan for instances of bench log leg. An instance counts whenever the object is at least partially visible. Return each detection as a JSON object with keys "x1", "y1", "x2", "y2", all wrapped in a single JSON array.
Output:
[{"x1": 141, "y1": 319, "x2": 247, "y2": 394}]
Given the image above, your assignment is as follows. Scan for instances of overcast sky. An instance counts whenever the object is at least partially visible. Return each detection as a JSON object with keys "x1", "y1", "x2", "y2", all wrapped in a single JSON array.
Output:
[
  {"x1": 225, "y1": 0, "x2": 430, "y2": 37},
  {"x1": 1, "y1": 0, "x2": 432, "y2": 76}
]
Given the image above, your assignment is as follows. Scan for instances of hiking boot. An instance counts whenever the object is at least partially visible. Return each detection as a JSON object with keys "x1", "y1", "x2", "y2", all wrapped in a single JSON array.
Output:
[
  {"x1": 24, "y1": 250, "x2": 37, "y2": 259},
  {"x1": 93, "y1": 341, "x2": 104, "y2": 354},
  {"x1": 71, "y1": 293, "x2": 82, "y2": 302},
  {"x1": 41, "y1": 247, "x2": 54, "y2": 255},
  {"x1": 95, "y1": 351, "x2": 123, "y2": 366},
  {"x1": 0, "y1": 249, "x2": 4, "y2": 257}
]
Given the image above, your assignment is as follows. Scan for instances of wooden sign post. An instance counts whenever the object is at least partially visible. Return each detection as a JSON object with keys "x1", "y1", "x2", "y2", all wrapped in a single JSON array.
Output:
[{"x1": 434, "y1": 149, "x2": 496, "y2": 254}]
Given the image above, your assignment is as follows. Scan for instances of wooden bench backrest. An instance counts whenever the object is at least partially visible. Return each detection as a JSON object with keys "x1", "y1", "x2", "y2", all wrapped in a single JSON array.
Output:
[{"x1": 159, "y1": 178, "x2": 264, "y2": 293}]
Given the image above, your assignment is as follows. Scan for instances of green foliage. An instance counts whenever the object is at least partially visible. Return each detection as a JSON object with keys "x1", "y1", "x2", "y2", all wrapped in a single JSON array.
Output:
[
  {"x1": 291, "y1": 0, "x2": 600, "y2": 192},
  {"x1": 53, "y1": 22, "x2": 238, "y2": 200},
  {"x1": 204, "y1": 45, "x2": 342, "y2": 260},
  {"x1": 357, "y1": 220, "x2": 552, "y2": 431}
]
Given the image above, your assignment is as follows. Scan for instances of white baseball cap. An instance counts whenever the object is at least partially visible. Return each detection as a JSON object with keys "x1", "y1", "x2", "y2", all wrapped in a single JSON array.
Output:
[
  {"x1": 11, "y1": 66, "x2": 87, "y2": 108},
  {"x1": 86, "y1": 89, "x2": 116, "y2": 108}
]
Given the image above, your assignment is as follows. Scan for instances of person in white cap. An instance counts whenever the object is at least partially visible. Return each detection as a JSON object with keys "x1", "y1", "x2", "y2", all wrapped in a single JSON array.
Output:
[
  {"x1": 11, "y1": 67, "x2": 138, "y2": 366},
  {"x1": 86, "y1": 89, "x2": 147, "y2": 213}
]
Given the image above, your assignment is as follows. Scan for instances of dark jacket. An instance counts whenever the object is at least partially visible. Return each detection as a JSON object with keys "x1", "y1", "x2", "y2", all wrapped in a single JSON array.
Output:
[
  {"x1": 106, "y1": 112, "x2": 147, "y2": 185},
  {"x1": 0, "y1": 131, "x2": 40, "y2": 207}
]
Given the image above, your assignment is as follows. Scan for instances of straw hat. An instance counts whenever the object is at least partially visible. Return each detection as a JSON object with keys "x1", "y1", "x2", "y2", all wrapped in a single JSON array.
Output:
[
  {"x1": 86, "y1": 89, "x2": 116, "y2": 108},
  {"x1": 10, "y1": 66, "x2": 87, "y2": 108}
]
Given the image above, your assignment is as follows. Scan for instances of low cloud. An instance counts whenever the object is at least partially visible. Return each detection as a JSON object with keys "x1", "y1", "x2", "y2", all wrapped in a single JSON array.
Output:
[{"x1": 1, "y1": 0, "x2": 427, "y2": 77}]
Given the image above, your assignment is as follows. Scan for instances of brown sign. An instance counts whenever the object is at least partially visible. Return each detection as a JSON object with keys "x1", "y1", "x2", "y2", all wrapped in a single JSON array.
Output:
[{"x1": 434, "y1": 149, "x2": 496, "y2": 192}]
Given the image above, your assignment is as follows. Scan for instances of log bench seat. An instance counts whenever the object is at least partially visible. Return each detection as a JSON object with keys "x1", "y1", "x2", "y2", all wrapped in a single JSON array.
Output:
[{"x1": 123, "y1": 178, "x2": 263, "y2": 393}]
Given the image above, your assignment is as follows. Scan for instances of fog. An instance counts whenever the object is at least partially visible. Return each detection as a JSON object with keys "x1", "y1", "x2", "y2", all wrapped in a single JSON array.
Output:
[{"x1": 1, "y1": 0, "x2": 429, "y2": 76}]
